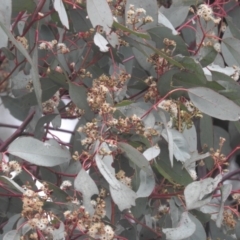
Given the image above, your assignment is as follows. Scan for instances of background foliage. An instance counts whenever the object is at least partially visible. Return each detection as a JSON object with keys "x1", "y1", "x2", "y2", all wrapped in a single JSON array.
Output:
[{"x1": 1, "y1": 0, "x2": 240, "y2": 239}]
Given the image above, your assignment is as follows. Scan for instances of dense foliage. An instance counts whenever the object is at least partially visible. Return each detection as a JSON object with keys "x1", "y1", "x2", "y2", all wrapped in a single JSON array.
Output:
[{"x1": 1, "y1": 0, "x2": 240, "y2": 239}]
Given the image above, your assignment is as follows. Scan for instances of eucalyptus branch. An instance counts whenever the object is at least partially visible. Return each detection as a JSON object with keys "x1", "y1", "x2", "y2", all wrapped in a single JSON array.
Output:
[{"x1": 0, "y1": 111, "x2": 35, "y2": 152}]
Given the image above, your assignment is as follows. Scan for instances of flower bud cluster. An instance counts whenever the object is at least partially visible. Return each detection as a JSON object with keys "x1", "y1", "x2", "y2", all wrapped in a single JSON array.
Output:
[
  {"x1": 0, "y1": 59, "x2": 10, "y2": 93},
  {"x1": 223, "y1": 210, "x2": 236, "y2": 229},
  {"x1": 64, "y1": 190, "x2": 114, "y2": 239},
  {"x1": 197, "y1": 4, "x2": 221, "y2": 24},
  {"x1": 109, "y1": 114, "x2": 145, "y2": 134},
  {"x1": 78, "y1": 68, "x2": 93, "y2": 78},
  {"x1": 1, "y1": 160, "x2": 22, "y2": 178},
  {"x1": 113, "y1": 1, "x2": 126, "y2": 16},
  {"x1": 39, "y1": 40, "x2": 57, "y2": 50},
  {"x1": 144, "y1": 77, "x2": 158, "y2": 102},
  {"x1": 158, "y1": 98, "x2": 202, "y2": 131},
  {"x1": 87, "y1": 73, "x2": 130, "y2": 114},
  {"x1": 65, "y1": 102, "x2": 85, "y2": 118},
  {"x1": 231, "y1": 65, "x2": 240, "y2": 81},
  {"x1": 22, "y1": 187, "x2": 44, "y2": 218},
  {"x1": 147, "y1": 53, "x2": 170, "y2": 75},
  {"x1": 16, "y1": 36, "x2": 29, "y2": 50},
  {"x1": 158, "y1": 100, "x2": 178, "y2": 118},
  {"x1": 26, "y1": 80, "x2": 33, "y2": 92},
  {"x1": 39, "y1": 40, "x2": 70, "y2": 54},
  {"x1": 78, "y1": 119, "x2": 99, "y2": 146},
  {"x1": 42, "y1": 91, "x2": 60, "y2": 114},
  {"x1": 232, "y1": 193, "x2": 240, "y2": 205},
  {"x1": 126, "y1": 4, "x2": 153, "y2": 28},
  {"x1": 116, "y1": 170, "x2": 132, "y2": 188},
  {"x1": 60, "y1": 180, "x2": 72, "y2": 190}
]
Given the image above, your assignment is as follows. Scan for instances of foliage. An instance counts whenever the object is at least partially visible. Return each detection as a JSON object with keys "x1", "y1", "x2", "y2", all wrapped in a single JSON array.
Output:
[{"x1": 1, "y1": 0, "x2": 240, "y2": 239}]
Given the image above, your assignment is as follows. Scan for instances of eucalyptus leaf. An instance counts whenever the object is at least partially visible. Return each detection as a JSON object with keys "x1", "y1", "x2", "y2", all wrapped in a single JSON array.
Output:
[
  {"x1": 184, "y1": 175, "x2": 222, "y2": 210},
  {"x1": 143, "y1": 145, "x2": 161, "y2": 161},
  {"x1": 3, "y1": 230, "x2": 21, "y2": 240},
  {"x1": 68, "y1": 82, "x2": 94, "y2": 121},
  {"x1": 118, "y1": 142, "x2": 151, "y2": 174},
  {"x1": 216, "y1": 184, "x2": 232, "y2": 228},
  {"x1": 136, "y1": 167, "x2": 155, "y2": 198},
  {"x1": 188, "y1": 87, "x2": 240, "y2": 121},
  {"x1": 74, "y1": 168, "x2": 99, "y2": 216},
  {"x1": 162, "y1": 212, "x2": 196, "y2": 240},
  {"x1": 0, "y1": 1, "x2": 11, "y2": 48},
  {"x1": 8, "y1": 137, "x2": 71, "y2": 167},
  {"x1": 87, "y1": 0, "x2": 113, "y2": 34}
]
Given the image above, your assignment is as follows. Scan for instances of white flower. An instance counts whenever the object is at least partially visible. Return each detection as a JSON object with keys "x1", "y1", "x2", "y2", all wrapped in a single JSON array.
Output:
[
  {"x1": 213, "y1": 42, "x2": 221, "y2": 53},
  {"x1": 60, "y1": 180, "x2": 72, "y2": 189},
  {"x1": 189, "y1": 169, "x2": 197, "y2": 180},
  {"x1": 136, "y1": 8, "x2": 146, "y2": 14},
  {"x1": 39, "y1": 42, "x2": 47, "y2": 49},
  {"x1": 37, "y1": 222, "x2": 47, "y2": 230},
  {"x1": 144, "y1": 16, "x2": 154, "y2": 23}
]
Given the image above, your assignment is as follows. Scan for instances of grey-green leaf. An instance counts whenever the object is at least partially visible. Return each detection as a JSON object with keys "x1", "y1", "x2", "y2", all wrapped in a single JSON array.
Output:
[
  {"x1": 136, "y1": 167, "x2": 155, "y2": 198},
  {"x1": 162, "y1": 212, "x2": 196, "y2": 240},
  {"x1": 3, "y1": 230, "x2": 20, "y2": 240},
  {"x1": 8, "y1": 137, "x2": 71, "y2": 167},
  {"x1": 118, "y1": 142, "x2": 151, "y2": 174},
  {"x1": 0, "y1": 1, "x2": 11, "y2": 48},
  {"x1": 188, "y1": 87, "x2": 240, "y2": 121},
  {"x1": 87, "y1": 0, "x2": 113, "y2": 33},
  {"x1": 184, "y1": 175, "x2": 222, "y2": 210},
  {"x1": 0, "y1": 22, "x2": 42, "y2": 108},
  {"x1": 74, "y1": 168, "x2": 99, "y2": 216},
  {"x1": 69, "y1": 82, "x2": 94, "y2": 121}
]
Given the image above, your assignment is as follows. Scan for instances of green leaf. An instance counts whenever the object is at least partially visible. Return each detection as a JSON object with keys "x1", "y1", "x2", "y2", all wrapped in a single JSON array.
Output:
[
  {"x1": 68, "y1": 82, "x2": 94, "y2": 121},
  {"x1": 1, "y1": 47, "x2": 15, "y2": 60},
  {"x1": 1, "y1": 96, "x2": 30, "y2": 121},
  {"x1": 226, "y1": 16, "x2": 240, "y2": 41},
  {"x1": 115, "y1": 100, "x2": 134, "y2": 107},
  {"x1": 200, "y1": 47, "x2": 218, "y2": 67},
  {"x1": 8, "y1": 137, "x2": 71, "y2": 167},
  {"x1": 3, "y1": 230, "x2": 20, "y2": 240},
  {"x1": 44, "y1": 181, "x2": 69, "y2": 203},
  {"x1": 87, "y1": 0, "x2": 113, "y2": 33},
  {"x1": 52, "y1": 0, "x2": 69, "y2": 29},
  {"x1": 136, "y1": 167, "x2": 155, "y2": 198},
  {"x1": 74, "y1": 168, "x2": 99, "y2": 216},
  {"x1": 12, "y1": 0, "x2": 36, "y2": 13},
  {"x1": 154, "y1": 142, "x2": 192, "y2": 186},
  {"x1": 0, "y1": 176, "x2": 24, "y2": 193},
  {"x1": 34, "y1": 114, "x2": 59, "y2": 139},
  {"x1": 148, "y1": 26, "x2": 189, "y2": 56},
  {"x1": 137, "y1": 40, "x2": 184, "y2": 68},
  {"x1": 158, "y1": 68, "x2": 179, "y2": 96},
  {"x1": 188, "y1": 87, "x2": 240, "y2": 121},
  {"x1": 118, "y1": 142, "x2": 151, "y2": 174},
  {"x1": 184, "y1": 175, "x2": 222, "y2": 210},
  {"x1": 0, "y1": 21, "x2": 42, "y2": 108},
  {"x1": 177, "y1": 57, "x2": 207, "y2": 83},
  {"x1": 113, "y1": 21, "x2": 151, "y2": 40},
  {"x1": 162, "y1": 212, "x2": 196, "y2": 240},
  {"x1": 0, "y1": 2, "x2": 11, "y2": 49},
  {"x1": 48, "y1": 71, "x2": 69, "y2": 89},
  {"x1": 222, "y1": 37, "x2": 240, "y2": 66},
  {"x1": 69, "y1": 9, "x2": 92, "y2": 32},
  {"x1": 173, "y1": 72, "x2": 206, "y2": 88},
  {"x1": 5, "y1": 77, "x2": 60, "y2": 116},
  {"x1": 199, "y1": 114, "x2": 214, "y2": 170},
  {"x1": 216, "y1": 184, "x2": 232, "y2": 227}
]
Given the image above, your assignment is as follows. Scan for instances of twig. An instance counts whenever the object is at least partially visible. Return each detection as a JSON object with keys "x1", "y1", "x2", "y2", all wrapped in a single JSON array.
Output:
[{"x1": 0, "y1": 111, "x2": 35, "y2": 151}]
